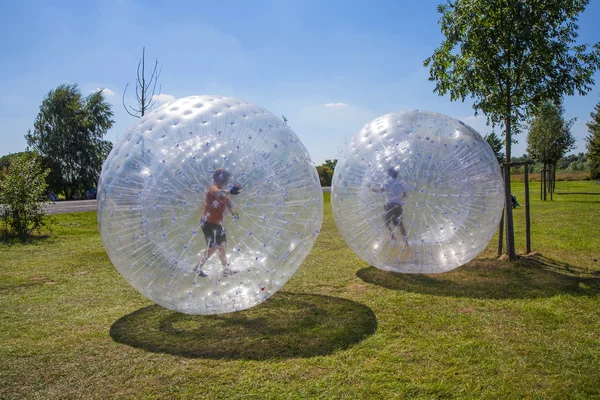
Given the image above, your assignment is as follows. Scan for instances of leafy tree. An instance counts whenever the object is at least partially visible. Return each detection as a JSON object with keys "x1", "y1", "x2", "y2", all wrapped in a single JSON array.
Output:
[
  {"x1": 26, "y1": 84, "x2": 114, "y2": 199},
  {"x1": 527, "y1": 101, "x2": 576, "y2": 197},
  {"x1": 316, "y1": 165, "x2": 333, "y2": 187},
  {"x1": 0, "y1": 154, "x2": 14, "y2": 171},
  {"x1": 0, "y1": 152, "x2": 28, "y2": 176},
  {"x1": 424, "y1": 0, "x2": 600, "y2": 259},
  {"x1": 0, "y1": 152, "x2": 50, "y2": 239},
  {"x1": 586, "y1": 102, "x2": 600, "y2": 179},
  {"x1": 324, "y1": 159, "x2": 337, "y2": 171},
  {"x1": 484, "y1": 132, "x2": 505, "y2": 163},
  {"x1": 527, "y1": 101, "x2": 576, "y2": 167}
]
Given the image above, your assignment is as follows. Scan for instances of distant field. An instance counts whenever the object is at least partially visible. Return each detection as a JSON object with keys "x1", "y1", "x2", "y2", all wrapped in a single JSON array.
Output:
[
  {"x1": 1, "y1": 181, "x2": 599, "y2": 399},
  {"x1": 510, "y1": 170, "x2": 592, "y2": 182}
]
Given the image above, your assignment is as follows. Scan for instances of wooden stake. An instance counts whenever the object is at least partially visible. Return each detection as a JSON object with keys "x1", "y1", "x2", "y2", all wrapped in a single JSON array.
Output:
[{"x1": 524, "y1": 166, "x2": 531, "y2": 254}]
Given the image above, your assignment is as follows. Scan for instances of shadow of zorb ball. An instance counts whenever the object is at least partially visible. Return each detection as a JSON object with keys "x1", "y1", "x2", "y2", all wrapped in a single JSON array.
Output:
[
  {"x1": 98, "y1": 95, "x2": 323, "y2": 314},
  {"x1": 331, "y1": 110, "x2": 504, "y2": 274}
]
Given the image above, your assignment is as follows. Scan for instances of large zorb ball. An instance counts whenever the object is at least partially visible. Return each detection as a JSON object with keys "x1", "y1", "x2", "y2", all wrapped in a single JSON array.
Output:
[
  {"x1": 98, "y1": 95, "x2": 323, "y2": 314},
  {"x1": 331, "y1": 110, "x2": 504, "y2": 274}
]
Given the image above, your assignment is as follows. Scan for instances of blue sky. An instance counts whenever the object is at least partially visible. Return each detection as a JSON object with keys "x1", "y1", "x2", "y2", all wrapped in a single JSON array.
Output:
[{"x1": 1, "y1": 0, "x2": 599, "y2": 165}]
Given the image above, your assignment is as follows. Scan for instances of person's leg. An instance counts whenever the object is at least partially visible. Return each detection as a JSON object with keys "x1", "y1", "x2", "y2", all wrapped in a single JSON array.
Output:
[
  {"x1": 203, "y1": 246, "x2": 217, "y2": 263},
  {"x1": 195, "y1": 223, "x2": 218, "y2": 276},
  {"x1": 394, "y1": 205, "x2": 409, "y2": 245},
  {"x1": 383, "y1": 203, "x2": 396, "y2": 239},
  {"x1": 217, "y1": 242, "x2": 227, "y2": 266}
]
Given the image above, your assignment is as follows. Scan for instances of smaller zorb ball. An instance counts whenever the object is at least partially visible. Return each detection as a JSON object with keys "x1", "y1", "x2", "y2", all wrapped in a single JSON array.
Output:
[
  {"x1": 98, "y1": 95, "x2": 323, "y2": 314},
  {"x1": 331, "y1": 110, "x2": 504, "y2": 273}
]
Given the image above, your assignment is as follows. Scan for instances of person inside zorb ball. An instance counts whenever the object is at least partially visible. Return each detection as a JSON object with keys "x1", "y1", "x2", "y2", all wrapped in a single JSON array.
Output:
[
  {"x1": 97, "y1": 95, "x2": 323, "y2": 315},
  {"x1": 331, "y1": 109, "x2": 504, "y2": 274}
]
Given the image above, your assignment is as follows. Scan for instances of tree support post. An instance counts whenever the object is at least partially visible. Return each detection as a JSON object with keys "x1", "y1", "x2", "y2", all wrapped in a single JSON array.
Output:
[
  {"x1": 524, "y1": 166, "x2": 531, "y2": 253},
  {"x1": 504, "y1": 166, "x2": 516, "y2": 260},
  {"x1": 497, "y1": 166, "x2": 505, "y2": 256}
]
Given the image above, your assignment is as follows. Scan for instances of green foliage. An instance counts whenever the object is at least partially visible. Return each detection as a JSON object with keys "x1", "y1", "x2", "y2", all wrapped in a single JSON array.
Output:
[
  {"x1": 424, "y1": 0, "x2": 600, "y2": 257},
  {"x1": 586, "y1": 102, "x2": 600, "y2": 179},
  {"x1": 26, "y1": 84, "x2": 114, "y2": 200},
  {"x1": 424, "y1": 0, "x2": 600, "y2": 159},
  {"x1": 484, "y1": 132, "x2": 505, "y2": 163},
  {"x1": 316, "y1": 160, "x2": 337, "y2": 187},
  {"x1": 556, "y1": 152, "x2": 589, "y2": 171},
  {"x1": 0, "y1": 151, "x2": 33, "y2": 176},
  {"x1": 0, "y1": 152, "x2": 51, "y2": 239},
  {"x1": 323, "y1": 159, "x2": 337, "y2": 171},
  {"x1": 527, "y1": 100, "x2": 576, "y2": 167},
  {"x1": 316, "y1": 165, "x2": 333, "y2": 187}
]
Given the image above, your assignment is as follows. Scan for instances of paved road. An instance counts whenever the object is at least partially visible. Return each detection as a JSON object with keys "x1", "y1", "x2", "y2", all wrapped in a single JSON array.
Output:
[
  {"x1": 45, "y1": 188, "x2": 332, "y2": 215},
  {"x1": 45, "y1": 200, "x2": 97, "y2": 215}
]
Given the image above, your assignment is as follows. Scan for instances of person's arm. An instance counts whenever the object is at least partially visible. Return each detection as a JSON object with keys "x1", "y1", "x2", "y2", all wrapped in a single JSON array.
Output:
[
  {"x1": 226, "y1": 199, "x2": 238, "y2": 218},
  {"x1": 214, "y1": 184, "x2": 242, "y2": 197},
  {"x1": 367, "y1": 182, "x2": 385, "y2": 193}
]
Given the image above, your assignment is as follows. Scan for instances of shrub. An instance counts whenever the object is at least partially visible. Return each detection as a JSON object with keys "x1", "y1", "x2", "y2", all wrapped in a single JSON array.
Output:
[
  {"x1": 0, "y1": 152, "x2": 51, "y2": 239},
  {"x1": 316, "y1": 165, "x2": 333, "y2": 187}
]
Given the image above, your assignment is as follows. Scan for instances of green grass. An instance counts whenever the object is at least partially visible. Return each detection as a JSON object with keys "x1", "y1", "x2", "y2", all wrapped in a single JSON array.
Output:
[{"x1": 1, "y1": 181, "x2": 599, "y2": 399}]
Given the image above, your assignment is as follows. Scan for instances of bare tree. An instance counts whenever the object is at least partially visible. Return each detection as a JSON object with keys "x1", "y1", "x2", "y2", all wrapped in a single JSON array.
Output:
[{"x1": 122, "y1": 47, "x2": 162, "y2": 118}]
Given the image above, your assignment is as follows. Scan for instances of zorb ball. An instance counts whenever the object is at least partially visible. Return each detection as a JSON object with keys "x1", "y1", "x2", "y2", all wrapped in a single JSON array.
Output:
[
  {"x1": 331, "y1": 110, "x2": 504, "y2": 274},
  {"x1": 97, "y1": 95, "x2": 323, "y2": 314}
]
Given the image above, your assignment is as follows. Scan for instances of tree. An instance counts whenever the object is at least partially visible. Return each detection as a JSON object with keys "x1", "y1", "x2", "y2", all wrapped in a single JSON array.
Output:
[
  {"x1": 586, "y1": 102, "x2": 600, "y2": 179},
  {"x1": 123, "y1": 47, "x2": 162, "y2": 118},
  {"x1": 0, "y1": 152, "x2": 50, "y2": 239},
  {"x1": 324, "y1": 159, "x2": 337, "y2": 171},
  {"x1": 424, "y1": 0, "x2": 600, "y2": 259},
  {"x1": 26, "y1": 84, "x2": 114, "y2": 200},
  {"x1": 527, "y1": 100, "x2": 576, "y2": 197},
  {"x1": 0, "y1": 152, "x2": 29, "y2": 175},
  {"x1": 316, "y1": 165, "x2": 333, "y2": 187},
  {"x1": 484, "y1": 132, "x2": 505, "y2": 164}
]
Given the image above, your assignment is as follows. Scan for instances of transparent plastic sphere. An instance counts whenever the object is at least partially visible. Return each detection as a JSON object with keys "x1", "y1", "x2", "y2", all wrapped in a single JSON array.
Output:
[
  {"x1": 331, "y1": 109, "x2": 504, "y2": 274},
  {"x1": 98, "y1": 95, "x2": 323, "y2": 314}
]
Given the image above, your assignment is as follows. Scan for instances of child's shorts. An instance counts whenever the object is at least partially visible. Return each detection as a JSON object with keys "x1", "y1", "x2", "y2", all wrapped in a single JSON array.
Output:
[
  {"x1": 383, "y1": 202, "x2": 404, "y2": 224},
  {"x1": 202, "y1": 221, "x2": 227, "y2": 246}
]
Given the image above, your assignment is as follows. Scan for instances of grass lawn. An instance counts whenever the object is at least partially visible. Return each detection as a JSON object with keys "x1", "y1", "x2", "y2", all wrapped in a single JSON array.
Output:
[{"x1": 1, "y1": 180, "x2": 599, "y2": 399}]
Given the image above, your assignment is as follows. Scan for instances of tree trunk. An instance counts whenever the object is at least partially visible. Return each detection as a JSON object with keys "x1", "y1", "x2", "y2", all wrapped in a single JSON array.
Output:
[
  {"x1": 550, "y1": 164, "x2": 554, "y2": 200},
  {"x1": 497, "y1": 206, "x2": 505, "y2": 256},
  {"x1": 141, "y1": 47, "x2": 146, "y2": 117},
  {"x1": 540, "y1": 170, "x2": 543, "y2": 200},
  {"x1": 543, "y1": 164, "x2": 547, "y2": 201},
  {"x1": 552, "y1": 164, "x2": 557, "y2": 193},
  {"x1": 504, "y1": 116, "x2": 516, "y2": 260}
]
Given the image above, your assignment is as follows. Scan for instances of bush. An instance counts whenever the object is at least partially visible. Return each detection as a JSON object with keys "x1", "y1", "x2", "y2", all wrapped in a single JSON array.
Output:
[
  {"x1": 316, "y1": 165, "x2": 333, "y2": 187},
  {"x1": 0, "y1": 152, "x2": 51, "y2": 239}
]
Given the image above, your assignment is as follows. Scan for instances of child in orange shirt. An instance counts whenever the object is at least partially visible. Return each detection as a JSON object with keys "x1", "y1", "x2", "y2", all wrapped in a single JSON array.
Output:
[{"x1": 194, "y1": 168, "x2": 241, "y2": 277}]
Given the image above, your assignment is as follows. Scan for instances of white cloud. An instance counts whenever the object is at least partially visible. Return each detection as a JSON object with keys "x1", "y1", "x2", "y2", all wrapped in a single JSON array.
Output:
[
  {"x1": 152, "y1": 94, "x2": 176, "y2": 104},
  {"x1": 322, "y1": 102, "x2": 348, "y2": 108},
  {"x1": 93, "y1": 87, "x2": 116, "y2": 96}
]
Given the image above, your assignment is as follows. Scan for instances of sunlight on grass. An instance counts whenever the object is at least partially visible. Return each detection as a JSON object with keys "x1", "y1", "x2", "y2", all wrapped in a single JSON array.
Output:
[{"x1": 0, "y1": 184, "x2": 599, "y2": 399}]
